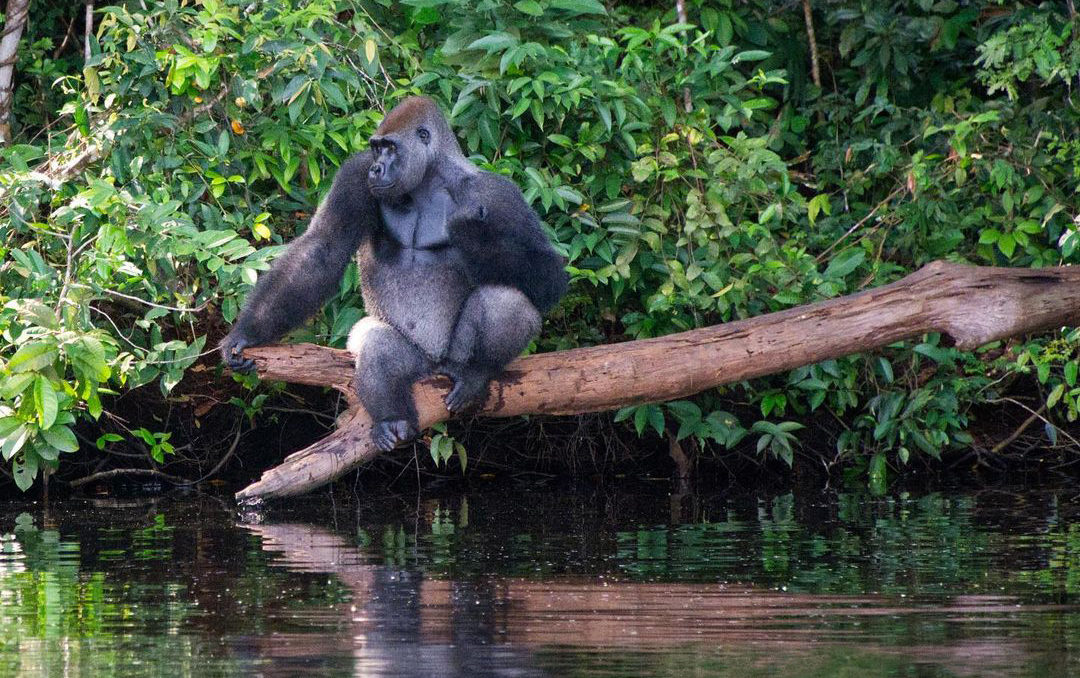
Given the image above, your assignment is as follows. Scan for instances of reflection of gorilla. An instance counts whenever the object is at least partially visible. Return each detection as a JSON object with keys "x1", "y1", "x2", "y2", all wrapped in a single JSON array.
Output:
[{"x1": 220, "y1": 97, "x2": 568, "y2": 451}]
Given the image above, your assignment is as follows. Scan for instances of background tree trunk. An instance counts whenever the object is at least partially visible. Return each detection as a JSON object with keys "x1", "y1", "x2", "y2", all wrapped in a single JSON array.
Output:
[
  {"x1": 235, "y1": 262, "x2": 1080, "y2": 502},
  {"x1": 0, "y1": 0, "x2": 30, "y2": 144}
]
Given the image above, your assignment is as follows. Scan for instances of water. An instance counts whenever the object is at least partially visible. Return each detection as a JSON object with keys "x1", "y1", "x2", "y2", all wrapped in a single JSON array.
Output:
[{"x1": 1, "y1": 484, "x2": 1079, "y2": 676}]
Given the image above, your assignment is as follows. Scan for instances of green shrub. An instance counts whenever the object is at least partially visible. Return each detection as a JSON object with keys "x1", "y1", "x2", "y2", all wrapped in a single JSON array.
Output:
[{"x1": 1, "y1": 0, "x2": 1078, "y2": 489}]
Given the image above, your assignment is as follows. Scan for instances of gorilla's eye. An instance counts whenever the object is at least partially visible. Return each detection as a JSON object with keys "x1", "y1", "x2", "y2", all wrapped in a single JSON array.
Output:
[{"x1": 417, "y1": 127, "x2": 431, "y2": 143}]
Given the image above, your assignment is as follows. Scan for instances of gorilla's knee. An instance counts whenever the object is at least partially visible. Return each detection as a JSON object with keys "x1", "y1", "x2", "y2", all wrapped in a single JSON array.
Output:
[
  {"x1": 477, "y1": 286, "x2": 541, "y2": 338},
  {"x1": 348, "y1": 316, "x2": 427, "y2": 378},
  {"x1": 448, "y1": 285, "x2": 540, "y2": 368}
]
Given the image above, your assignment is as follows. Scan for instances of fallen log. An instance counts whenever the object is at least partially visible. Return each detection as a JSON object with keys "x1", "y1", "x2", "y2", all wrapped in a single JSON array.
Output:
[{"x1": 235, "y1": 261, "x2": 1080, "y2": 502}]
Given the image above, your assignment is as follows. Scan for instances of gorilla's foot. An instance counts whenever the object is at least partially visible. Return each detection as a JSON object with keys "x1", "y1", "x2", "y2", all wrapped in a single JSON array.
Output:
[
  {"x1": 444, "y1": 369, "x2": 491, "y2": 413},
  {"x1": 371, "y1": 419, "x2": 419, "y2": 452}
]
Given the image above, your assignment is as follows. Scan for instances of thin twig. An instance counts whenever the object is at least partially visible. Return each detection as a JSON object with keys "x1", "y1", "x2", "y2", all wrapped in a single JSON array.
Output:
[
  {"x1": 88, "y1": 304, "x2": 216, "y2": 362},
  {"x1": 53, "y1": 12, "x2": 77, "y2": 58},
  {"x1": 84, "y1": 2, "x2": 93, "y2": 61},
  {"x1": 675, "y1": 0, "x2": 693, "y2": 112},
  {"x1": 989, "y1": 403, "x2": 1046, "y2": 454},
  {"x1": 75, "y1": 284, "x2": 209, "y2": 313},
  {"x1": 55, "y1": 219, "x2": 78, "y2": 314},
  {"x1": 802, "y1": 0, "x2": 821, "y2": 88},
  {"x1": 69, "y1": 467, "x2": 188, "y2": 488},
  {"x1": 178, "y1": 424, "x2": 243, "y2": 485},
  {"x1": 100, "y1": 287, "x2": 209, "y2": 313},
  {"x1": 989, "y1": 398, "x2": 1080, "y2": 449},
  {"x1": 815, "y1": 186, "x2": 904, "y2": 262}
]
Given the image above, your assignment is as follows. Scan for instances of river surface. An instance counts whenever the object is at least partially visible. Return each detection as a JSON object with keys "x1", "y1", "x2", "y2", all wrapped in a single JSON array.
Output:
[{"x1": 1, "y1": 483, "x2": 1079, "y2": 676}]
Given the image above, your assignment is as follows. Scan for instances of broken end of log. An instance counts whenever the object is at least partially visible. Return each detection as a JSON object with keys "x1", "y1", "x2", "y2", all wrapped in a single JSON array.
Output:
[
  {"x1": 236, "y1": 407, "x2": 375, "y2": 501},
  {"x1": 922, "y1": 262, "x2": 1080, "y2": 349},
  {"x1": 235, "y1": 378, "x2": 455, "y2": 502}
]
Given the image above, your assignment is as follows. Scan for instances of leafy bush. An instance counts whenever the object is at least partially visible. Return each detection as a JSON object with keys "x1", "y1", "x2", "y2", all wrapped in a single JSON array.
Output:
[{"x1": 0, "y1": 0, "x2": 1078, "y2": 490}]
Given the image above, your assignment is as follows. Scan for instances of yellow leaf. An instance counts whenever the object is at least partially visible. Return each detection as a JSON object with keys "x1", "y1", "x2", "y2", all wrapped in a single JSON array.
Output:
[
  {"x1": 231, "y1": 119, "x2": 246, "y2": 135},
  {"x1": 83, "y1": 67, "x2": 101, "y2": 102},
  {"x1": 365, "y1": 38, "x2": 377, "y2": 63},
  {"x1": 711, "y1": 282, "x2": 734, "y2": 298},
  {"x1": 253, "y1": 222, "x2": 271, "y2": 241},
  {"x1": 194, "y1": 96, "x2": 204, "y2": 104}
]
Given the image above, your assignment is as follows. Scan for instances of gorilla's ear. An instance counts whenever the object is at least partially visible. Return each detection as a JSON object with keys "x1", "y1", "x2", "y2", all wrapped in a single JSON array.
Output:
[{"x1": 417, "y1": 127, "x2": 431, "y2": 145}]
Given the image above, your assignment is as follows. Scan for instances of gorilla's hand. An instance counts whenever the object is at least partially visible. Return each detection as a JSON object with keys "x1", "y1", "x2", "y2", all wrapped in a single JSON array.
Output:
[
  {"x1": 220, "y1": 331, "x2": 256, "y2": 372},
  {"x1": 447, "y1": 202, "x2": 488, "y2": 238}
]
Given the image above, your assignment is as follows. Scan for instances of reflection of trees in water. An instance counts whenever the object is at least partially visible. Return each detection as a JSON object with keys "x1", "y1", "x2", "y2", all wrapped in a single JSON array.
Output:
[
  {"x1": 0, "y1": 489, "x2": 1076, "y2": 676},
  {"x1": 249, "y1": 521, "x2": 1045, "y2": 678}
]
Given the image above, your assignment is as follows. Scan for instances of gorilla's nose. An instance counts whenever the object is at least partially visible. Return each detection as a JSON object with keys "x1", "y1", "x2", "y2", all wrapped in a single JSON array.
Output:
[{"x1": 369, "y1": 163, "x2": 384, "y2": 179}]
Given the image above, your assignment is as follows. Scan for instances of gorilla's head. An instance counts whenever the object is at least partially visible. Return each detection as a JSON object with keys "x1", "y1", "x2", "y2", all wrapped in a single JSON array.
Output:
[{"x1": 367, "y1": 96, "x2": 463, "y2": 200}]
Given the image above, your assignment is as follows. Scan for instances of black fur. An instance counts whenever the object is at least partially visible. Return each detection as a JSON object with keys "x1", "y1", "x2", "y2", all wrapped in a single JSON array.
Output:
[
  {"x1": 220, "y1": 97, "x2": 567, "y2": 451},
  {"x1": 219, "y1": 153, "x2": 378, "y2": 370},
  {"x1": 447, "y1": 173, "x2": 568, "y2": 314}
]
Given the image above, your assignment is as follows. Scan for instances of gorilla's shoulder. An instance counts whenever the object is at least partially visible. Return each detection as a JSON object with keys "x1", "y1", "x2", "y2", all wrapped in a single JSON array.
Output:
[
  {"x1": 471, "y1": 168, "x2": 518, "y2": 190},
  {"x1": 340, "y1": 151, "x2": 375, "y2": 175},
  {"x1": 327, "y1": 151, "x2": 376, "y2": 197},
  {"x1": 465, "y1": 169, "x2": 531, "y2": 208}
]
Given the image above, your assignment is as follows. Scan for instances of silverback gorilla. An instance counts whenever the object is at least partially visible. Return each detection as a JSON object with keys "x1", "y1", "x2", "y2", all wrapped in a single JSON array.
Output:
[{"x1": 220, "y1": 97, "x2": 568, "y2": 452}]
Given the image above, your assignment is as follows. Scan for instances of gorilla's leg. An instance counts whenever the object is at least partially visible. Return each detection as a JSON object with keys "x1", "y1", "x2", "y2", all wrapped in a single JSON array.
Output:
[
  {"x1": 347, "y1": 317, "x2": 432, "y2": 451},
  {"x1": 442, "y1": 285, "x2": 541, "y2": 413}
]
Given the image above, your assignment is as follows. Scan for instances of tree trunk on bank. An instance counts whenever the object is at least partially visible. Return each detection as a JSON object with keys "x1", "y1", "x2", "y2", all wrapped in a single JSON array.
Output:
[
  {"x1": 0, "y1": 0, "x2": 30, "y2": 144},
  {"x1": 235, "y1": 261, "x2": 1080, "y2": 502}
]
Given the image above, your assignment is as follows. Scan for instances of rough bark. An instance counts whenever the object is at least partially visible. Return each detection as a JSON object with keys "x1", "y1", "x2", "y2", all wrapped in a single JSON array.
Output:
[
  {"x1": 0, "y1": 0, "x2": 30, "y2": 144},
  {"x1": 235, "y1": 262, "x2": 1080, "y2": 502}
]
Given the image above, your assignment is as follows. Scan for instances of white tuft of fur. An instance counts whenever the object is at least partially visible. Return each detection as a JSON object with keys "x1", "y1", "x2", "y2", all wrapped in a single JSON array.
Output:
[{"x1": 346, "y1": 317, "x2": 383, "y2": 356}]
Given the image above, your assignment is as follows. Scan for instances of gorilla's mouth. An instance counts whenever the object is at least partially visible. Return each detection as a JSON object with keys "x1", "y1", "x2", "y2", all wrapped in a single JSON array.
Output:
[{"x1": 369, "y1": 180, "x2": 397, "y2": 193}]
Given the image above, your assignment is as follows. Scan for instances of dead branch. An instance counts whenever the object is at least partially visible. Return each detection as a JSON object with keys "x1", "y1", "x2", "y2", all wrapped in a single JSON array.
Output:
[
  {"x1": 0, "y1": 0, "x2": 30, "y2": 144},
  {"x1": 802, "y1": 0, "x2": 821, "y2": 88},
  {"x1": 69, "y1": 467, "x2": 188, "y2": 488},
  {"x1": 235, "y1": 262, "x2": 1080, "y2": 502}
]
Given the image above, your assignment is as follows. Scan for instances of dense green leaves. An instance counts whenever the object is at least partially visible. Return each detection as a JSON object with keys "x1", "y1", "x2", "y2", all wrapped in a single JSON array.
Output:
[{"x1": 1, "y1": 0, "x2": 1077, "y2": 490}]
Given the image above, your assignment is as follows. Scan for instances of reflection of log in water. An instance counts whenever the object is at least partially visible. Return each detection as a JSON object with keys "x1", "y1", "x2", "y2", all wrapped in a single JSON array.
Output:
[{"x1": 247, "y1": 522, "x2": 1041, "y2": 677}]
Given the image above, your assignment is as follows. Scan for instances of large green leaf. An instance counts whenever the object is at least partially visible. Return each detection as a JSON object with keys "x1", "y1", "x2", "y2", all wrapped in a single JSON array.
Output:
[
  {"x1": 33, "y1": 377, "x2": 58, "y2": 430},
  {"x1": 41, "y1": 424, "x2": 79, "y2": 453},
  {"x1": 8, "y1": 342, "x2": 58, "y2": 373},
  {"x1": 1, "y1": 423, "x2": 29, "y2": 462},
  {"x1": 550, "y1": 0, "x2": 607, "y2": 14}
]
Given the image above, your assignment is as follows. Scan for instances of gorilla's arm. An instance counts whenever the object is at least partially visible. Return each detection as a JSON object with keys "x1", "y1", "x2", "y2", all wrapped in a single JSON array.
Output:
[
  {"x1": 220, "y1": 152, "x2": 377, "y2": 370},
  {"x1": 448, "y1": 173, "x2": 568, "y2": 314}
]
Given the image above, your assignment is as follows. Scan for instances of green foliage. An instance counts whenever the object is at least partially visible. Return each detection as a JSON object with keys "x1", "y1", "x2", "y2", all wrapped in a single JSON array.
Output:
[
  {"x1": 428, "y1": 423, "x2": 467, "y2": 472},
  {"x1": 1, "y1": 0, "x2": 1078, "y2": 489}
]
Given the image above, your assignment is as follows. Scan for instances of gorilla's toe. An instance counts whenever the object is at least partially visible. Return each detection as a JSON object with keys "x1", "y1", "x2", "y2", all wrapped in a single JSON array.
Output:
[
  {"x1": 445, "y1": 377, "x2": 489, "y2": 413},
  {"x1": 372, "y1": 427, "x2": 395, "y2": 452},
  {"x1": 372, "y1": 420, "x2": 418, "y2": 451},
  {"x1": 230, "y1": 357, "x2": 256, "y2": 373}
]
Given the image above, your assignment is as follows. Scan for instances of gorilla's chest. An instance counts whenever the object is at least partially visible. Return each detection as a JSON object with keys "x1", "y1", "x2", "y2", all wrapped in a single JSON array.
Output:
[
  {"x1": 361, "y1": 188, "x2": 472, "y2": 361},
  {"x1": 378, "y1": 188, "x2": 454, "y2": 256}
]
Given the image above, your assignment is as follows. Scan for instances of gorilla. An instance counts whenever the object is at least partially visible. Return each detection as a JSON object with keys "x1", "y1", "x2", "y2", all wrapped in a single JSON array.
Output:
[{"x1": 220, "y1": 96, "x2": 568, "y2": 452}]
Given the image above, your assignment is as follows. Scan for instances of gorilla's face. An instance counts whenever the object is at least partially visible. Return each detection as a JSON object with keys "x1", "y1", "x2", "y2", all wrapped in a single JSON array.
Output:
[{"x1": 368, "y1": 126, "x2": 434, "y2": 200}]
